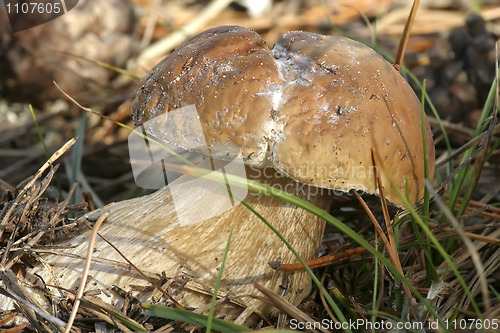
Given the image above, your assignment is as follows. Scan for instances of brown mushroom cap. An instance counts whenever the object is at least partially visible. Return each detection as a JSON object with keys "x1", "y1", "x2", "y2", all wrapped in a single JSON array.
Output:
[
  {"x1": 132, "y1": 25, "x2": 281, "y2": 164},
  {"x1": 132, "y1": 26, "x2": 435, "y2": 207},
  {"x1": 271, "y1": 31, "x2": 435, "y2": 206}
]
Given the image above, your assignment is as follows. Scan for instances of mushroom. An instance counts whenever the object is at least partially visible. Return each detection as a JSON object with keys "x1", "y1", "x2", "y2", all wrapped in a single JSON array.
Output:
[
  {"x1": 25, "y1": 26, "x2": 434, "y2": 325},
  {"x1": 132, "y1": 26, "x2": 434, "y2": 207}
]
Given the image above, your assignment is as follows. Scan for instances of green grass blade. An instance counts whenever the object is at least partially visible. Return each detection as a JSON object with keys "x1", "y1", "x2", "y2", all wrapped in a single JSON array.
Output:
[
  {"x1": 490, "y1": 285, "x2": 500, "y2": 302},
  {"x1": 29, "y1": 105, "x2": 50, "y2": 158},
  {"x1": 449, "y1": 77, "x2": 497, "y2": 215},
  {"x1": 95, "y1": 60, "x2": 141, "y2": 81},
  {"x1": 142, "y1": 305, "x2": 252, "y2": 332},
  {"x1": 29, "y1": 104, "x2": 64, "y2": 200},
  {"x1": 409, "y1": 217, "x2": 439, "y2": 283},
  {"x1": 420, "y1": 80, "x2": 431, "y2": 217},
  {"x1": 105, "y1": 309, "x2": 148, "y2": 331},
  {"x1": 369, "y1": 310, "x2": 427, "y2": 333},
  {"x1": 391, "y1": 176, "x2": 480, "y2": 314},
  {"x1": 69, "y1": 112, "x2": 86, "y2": 205},
  {"x1": 472, "y1": 78, "x2": 497, "y2": 136},
  {"x1": 207, "y1": 227, "x2": 234, "y2": 333},
  {"x1": 370, "y1": 234, "x2": 380, "y2": 333},
  {"x1": 486, "y1": 137, "x2": 500, "y2": 161}
]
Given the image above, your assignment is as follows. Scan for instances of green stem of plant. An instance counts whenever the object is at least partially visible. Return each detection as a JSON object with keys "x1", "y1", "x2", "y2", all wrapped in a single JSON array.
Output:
[
  {"x1": 30, "y1": 104, "x2": 65, "y2": 200},
  {"x1": 207, "y1": 227, "x2": 233, "y2": 333}
]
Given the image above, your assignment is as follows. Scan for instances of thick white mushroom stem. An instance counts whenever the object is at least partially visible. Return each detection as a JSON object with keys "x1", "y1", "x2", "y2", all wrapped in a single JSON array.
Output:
[{"x1": 28, "y1": 166, "x2": 330, "y2": 323}]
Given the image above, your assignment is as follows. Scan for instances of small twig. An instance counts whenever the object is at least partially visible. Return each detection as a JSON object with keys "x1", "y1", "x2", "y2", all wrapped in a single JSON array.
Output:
[
  {"x1": 64, "y1": 212, "x2": 108, "y2": 333},
  {"x1": 270, "y1": 247, "x2": 367, "y2": 272}
]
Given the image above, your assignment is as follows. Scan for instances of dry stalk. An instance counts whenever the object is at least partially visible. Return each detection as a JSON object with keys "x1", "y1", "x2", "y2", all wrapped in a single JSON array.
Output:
[
  {"x1": 64, "y1": 212, "x2": 108, "y2": 333},
  {"x1": 133, "y1": 0, "x2": 234, "y2": 72},
  {"x1": 253, "y1": 282, "x2": 327, "y2": 333}
]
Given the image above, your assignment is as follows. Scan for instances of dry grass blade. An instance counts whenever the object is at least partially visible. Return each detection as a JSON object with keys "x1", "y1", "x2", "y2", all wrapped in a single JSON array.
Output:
[
  {"x1": 53, "y1": 81, "x2": 98, "y2": 115},
  {"x1": 1, "y1": 166, "x2": 58, "y2": 265},
  {"x1": 0, "y1": 312, "x2": 26, "y2": 333},
  {"x1": 354, "y1": 190, "x2": 416, "y2": 305},
  {"x1": 65, "y1": 293, "x2": 141, "y2": 333},
  {"x1": 54, "y1": 50, "x2": 141, "y2": 81},
  {"x1": 0, "y1": 138, "x2": 76, "y2": 241},
  {"x1": 27, "y1": 247, "x2": 160, "y2": 280},
  {"x1": 433, "y1": 122, "x2": 500, "y2": 168},
  {"x1": 0, "y1": 326, "x2": 27, "y2": 333},
  {"x1": 364, "y1": 151, "x2": 419, "y2": 320},
  {"x1": 64, "y1": 212, "x2": 109, "y2": 333},
  {"x1": 1, "y1": 3, "x2": 497, "y2": 331},
  {"x1": 394, "y1": 0, "x2": 420, "y2": 70},
  {"x1": 427, "y1": 221, "x2": 500, "y2": 244},
  {"x1": 446, "y1": 196, "x2": 500, "y2": 221},
  {"x1": 453, "y1": 228, "x2": 500, "y2": 267},
  {"x1": 458, "y1": 196, "x2": 500, "y2": 213},
  {"x1": 370, "y1": 154, "x2": 402, "y2": 264},
  {"x1": 253, "y1": 282, "x2": 327, "y2": 333},
  {"x1": 3, "y1": 182, "x2": 77, "y2": 272},
  {"x1": 354, "y1": 192, "x2": 390, "y2": 247},
  {"x1": 139, "y1": 0, "x2": 161, "y2": 49},
  {"x1": 18, "y1": 138, "x2": 75, "y2": 192},
  {"x1": 0, "y1": 270, "x2": 66, "y2": 331},
  {"x1": 318, "y1": 273, "x2": 338, "y2": 324},
  {"x1": 0, "y1": 313, "x2": 17, "y2": 327}
]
